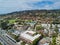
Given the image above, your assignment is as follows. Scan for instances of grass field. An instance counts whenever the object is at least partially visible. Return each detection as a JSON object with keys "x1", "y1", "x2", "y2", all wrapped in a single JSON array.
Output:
[{"x1": 9, "y1": 19, "x2": 16, "y2": 24}]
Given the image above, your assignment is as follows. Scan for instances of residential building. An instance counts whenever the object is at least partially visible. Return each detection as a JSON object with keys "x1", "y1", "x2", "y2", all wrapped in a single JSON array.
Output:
[
  {"x1": 38, "y1": 37, "x2": 52, "y2": 45},
  {"x1": 20, "y1": 30, "x2": 41, "y2": 44}
]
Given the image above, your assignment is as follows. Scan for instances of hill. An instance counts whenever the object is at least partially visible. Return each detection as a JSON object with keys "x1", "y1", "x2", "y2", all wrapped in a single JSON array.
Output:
[{"x1": 0, "y1": 9, "x2": 60, "y2": 24}]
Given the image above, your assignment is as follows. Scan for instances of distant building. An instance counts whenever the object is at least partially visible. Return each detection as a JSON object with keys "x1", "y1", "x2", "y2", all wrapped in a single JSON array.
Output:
[
  {"x1": 20, "y1": 30, "x2": 41, "y2": 44},
  {"x1": 41, "y1": 24, "x2": 55, "y2": 29},
  {"x1": 26, "y1": 21, "x2": 37, "y2": 29},
  {"x1": 13, "y1": 23, "x2": 29, "y2": 30},
  {"x1": 57, "y1": 24, "x2": 60, "y2": 28},
  {"x1": 36, "y1": 29, "x2": 49, "y2": 37},
  {"x1": 12, "y1": 31, "x2": 20, "y2": 36},
  {"x1": 58, "y1": 28, "x2": 60, "y2": 33},
  {"x1": 48, "y1": 29, "x2": 56, "y2": 37},
  {"x1": 38, "y1": 37, "x2": 52, "y2": 45},
  {"x1": 56, "y1": 33, "x2": 60, "y2": 45},
  {"x1": 0, "y1": 30, "x2": 6, "y2": 35}
]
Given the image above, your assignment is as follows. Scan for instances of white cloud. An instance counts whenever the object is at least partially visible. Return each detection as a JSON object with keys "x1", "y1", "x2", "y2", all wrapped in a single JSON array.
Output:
[
  {"x1": 52, "y1": 2, "x2": 60, "y2": 9},
  {"x1": 0, "y1": 0, "x2": 60, "y2": 14}
]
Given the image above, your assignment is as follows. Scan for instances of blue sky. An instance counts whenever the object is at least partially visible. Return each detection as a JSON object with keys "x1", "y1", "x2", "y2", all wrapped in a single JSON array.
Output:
[{"x1": 0, "y1": 0, "x2": 60, "y2": 14}]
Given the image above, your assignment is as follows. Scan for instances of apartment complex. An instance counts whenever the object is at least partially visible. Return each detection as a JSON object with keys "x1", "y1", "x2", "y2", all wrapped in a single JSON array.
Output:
[{"x1": 20, "y1": 31, "x2": 41, "y2": 44}]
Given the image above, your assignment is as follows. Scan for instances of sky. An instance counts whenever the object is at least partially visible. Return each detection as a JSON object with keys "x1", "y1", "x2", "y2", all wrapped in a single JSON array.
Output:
[{"x1": 0, "y1": 0, "x2": 60, "y2": 14}]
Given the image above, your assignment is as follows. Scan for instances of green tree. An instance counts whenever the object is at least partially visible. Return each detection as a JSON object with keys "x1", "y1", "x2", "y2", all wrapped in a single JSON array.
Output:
[
  {"x1": 51, "y1": 37, "x2": 56, "y2": 45},
  {"x1": 36, "y1": 25, "x2": 44, "y2": 30},
  {"x1": 21, "y1": 42, "x2": 26, "y2": 45},
  {"x1": 1, "y1": 21, "x2": 8, "y2": 30},
  {"x1": 32, "y1": 38, "x2": 40, "y2": 45}
]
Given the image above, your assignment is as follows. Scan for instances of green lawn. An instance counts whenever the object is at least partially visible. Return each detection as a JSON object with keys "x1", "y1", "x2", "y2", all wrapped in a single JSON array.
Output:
[{"x1": 9, "y1": 19, "x2": 16, "y2": 24}]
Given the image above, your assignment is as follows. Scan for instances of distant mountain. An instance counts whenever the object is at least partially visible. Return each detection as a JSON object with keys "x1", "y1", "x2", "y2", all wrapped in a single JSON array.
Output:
[
  {"x1": 0, "y1": 9, "x2": 60, "y2": 15},
  {"x1": 0, "y1": 9, "x2": 60, "y2": 18}
]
